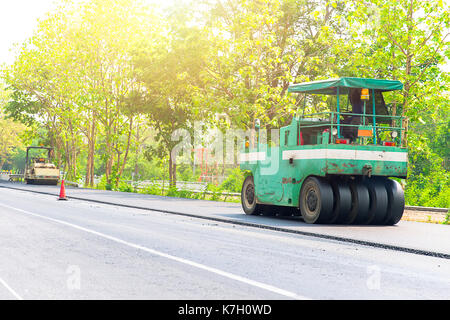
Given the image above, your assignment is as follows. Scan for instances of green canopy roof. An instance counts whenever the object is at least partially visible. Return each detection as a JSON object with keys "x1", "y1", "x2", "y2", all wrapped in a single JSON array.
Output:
[{"x1": 288, "y1": 77, "x2": 403, "y2": 95}]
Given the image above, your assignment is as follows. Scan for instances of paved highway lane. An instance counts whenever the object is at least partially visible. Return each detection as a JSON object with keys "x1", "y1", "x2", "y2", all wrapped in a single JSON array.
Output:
[{"x1": 0, "y1": 187, "x2": 449, "y2": 299}]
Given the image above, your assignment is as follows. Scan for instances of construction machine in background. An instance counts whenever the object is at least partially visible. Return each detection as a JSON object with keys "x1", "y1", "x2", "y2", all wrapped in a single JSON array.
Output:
[{"x1": 24, "y1": 146, "x2": 60, "y2": 185}]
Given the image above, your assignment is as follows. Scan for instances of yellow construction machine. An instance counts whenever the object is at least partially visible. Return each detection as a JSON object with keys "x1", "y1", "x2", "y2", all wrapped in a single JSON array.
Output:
[{"x1": 24, "y1": 147, "x2": 60, "y2": 185}]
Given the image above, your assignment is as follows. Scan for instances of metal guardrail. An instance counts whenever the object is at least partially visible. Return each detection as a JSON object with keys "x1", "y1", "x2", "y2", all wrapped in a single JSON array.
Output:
[
  {"x1": 124, "y1": 181, "x2": 239, "y2": 197},
  {"x1": 64, "y1": 180, "x2": 79, "y2": 187},
  {"x1": 124, "y1": 180, "x2": 209, "y2": 192},
  {"x1": 405, "y1": 206, "x2": 448, "y2": 213},
  {"x1": 183, "y1": 190, "x2": 240, "y2": 197},
  {"x1": 7, "y1": 174, "x2": 23, "y2": 182}
]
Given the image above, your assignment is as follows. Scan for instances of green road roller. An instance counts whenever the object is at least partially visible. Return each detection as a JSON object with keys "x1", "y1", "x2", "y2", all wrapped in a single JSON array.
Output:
[{"x1": 240, "y1": 77, "x2": 407, "y2": 225}]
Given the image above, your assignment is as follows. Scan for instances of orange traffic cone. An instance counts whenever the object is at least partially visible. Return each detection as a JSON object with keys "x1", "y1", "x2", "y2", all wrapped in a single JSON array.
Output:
[{"x1": 58, "y1": 179, "x2": 68, "y2": 201}]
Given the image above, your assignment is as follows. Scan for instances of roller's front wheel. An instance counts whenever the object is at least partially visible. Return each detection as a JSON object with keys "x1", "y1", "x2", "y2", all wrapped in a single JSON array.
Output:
[
  {"x1": 241, "y1": 176, "x2": 261, "y2": 215},
  {"x1": 299, "y1": 177, "x2": 334, "y2": 224}
]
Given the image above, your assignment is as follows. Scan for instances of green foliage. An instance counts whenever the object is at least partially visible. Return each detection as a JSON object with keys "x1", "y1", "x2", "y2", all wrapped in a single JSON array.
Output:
[
  {"x1": 443, "y1": 211, "x2": 450, "y2": 225},
  {"x1": 96, "y1": 175, "x2": 112, "y2": 191},
  {"x1": 97, "y1": 175, "x2": 135, "y2": 192},
  {"x1": 204, "y1": 183, "x2": 221, "y2": 201},
  {"x1": 0, "y1": 87, "x2": 26, "y2": 169},
  {"x1": 219, "y1": 167, "x2": 245, "y2": 193},
  {"x1": 166, "y1": 186, "x2": 179, "y2": 197},
  {"x1": 118, "y1": 182, "x2": 135, "y2": 193},
  {"x1": 176, "y1": 190, "x2": 195, "y2": 199},
  {"x1": 177, "y1": 165, "x2": 195, "y2": 181},
  {"x1": 405, "y1": 149, "x2": 450, "y2": 208},
  {"x1": 140, "y1": 182, "x2": 163, "y2": 196},
  {"x1": 405, "y1": 183, "x2": 449, "y2": 208}
]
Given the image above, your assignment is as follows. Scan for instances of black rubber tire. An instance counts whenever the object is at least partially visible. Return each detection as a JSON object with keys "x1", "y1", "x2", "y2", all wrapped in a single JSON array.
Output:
[
  {"x1": 330, "y1": 179, "x2": 352, "y2": 224},
  {"x1": 241, "y1": 176, "x2": 262, "y2": 215},
  {"x1": 364, "y1": 178, "x2": 389, "y2": 225},
  {"x1": 347, "y1": 180, "x2": 371, "y2": 224},
  {"x1": 383, "y1": 179, "x2": 405, "y2": 225},
  {"x1": 299, "y1": 176, "x2": 334, "y2": 224}
]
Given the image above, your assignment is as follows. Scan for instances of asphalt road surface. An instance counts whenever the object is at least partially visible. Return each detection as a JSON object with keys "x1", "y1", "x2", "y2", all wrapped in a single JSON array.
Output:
[{"x1": 0, "y1": 183, "x2": 449, "y2": 300}]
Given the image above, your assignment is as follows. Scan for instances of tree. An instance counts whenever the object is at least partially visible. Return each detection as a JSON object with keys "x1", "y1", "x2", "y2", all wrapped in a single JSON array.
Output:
[
  {"x1": 0, "y1": 88, "x2": 26, "y2": 170},
  {"x1": 340, "y1": 0, "x2": 449, "y2": 207},
  {"x1": 134, "y1": 3, "x2": 210, "y2": 186},
  {"x1": 342, "y1": 0, "x2": 449, "y2": 145},
  {"x1": 2, "y1": 0, "x2": 157, "y2": 185},
  {"x1": 202, "y1": 0, "x2": 347, "y2": 131}
]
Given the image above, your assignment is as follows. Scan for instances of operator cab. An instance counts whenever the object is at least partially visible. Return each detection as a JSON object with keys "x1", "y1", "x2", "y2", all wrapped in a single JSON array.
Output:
[{"x1": 287, "y1": 77, "x2": 404, "y2": 147}]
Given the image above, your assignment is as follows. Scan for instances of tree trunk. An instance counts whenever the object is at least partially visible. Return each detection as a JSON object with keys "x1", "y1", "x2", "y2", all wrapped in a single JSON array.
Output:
[
  {"x1": 168, "y1": 153, "x2": 173, "y2": 187},
  {"x1": 117, "y1": 116, "x2": 133, "y2": 186},
  {"x1": 85, "y1": 118, "x2": 96, "y2": 188},
  {"x1": 133, "y1": 121, "x2": 140, "y2": 180},
  {"x1": 89, "y1": 113, "x2": 96, "y2": 186},
  {"x1": 172, "y1": 162, "x2": 177, "y2": 187},
  {"x1": 85, "y1": 150, "x2": 91, "y2": 187}
]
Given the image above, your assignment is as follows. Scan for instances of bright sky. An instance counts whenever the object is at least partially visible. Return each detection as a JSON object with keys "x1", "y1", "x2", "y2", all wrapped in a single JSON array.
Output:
[
  {"x1": 0, "y1": 0, "x2": 58, "y2": 65},
  {"x1": 0, "y1": 0, "x2": 171, "y2": 66}
]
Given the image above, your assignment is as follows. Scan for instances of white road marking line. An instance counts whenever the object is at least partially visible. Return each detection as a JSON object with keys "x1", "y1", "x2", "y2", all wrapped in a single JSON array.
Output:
[
  {"x1": 0, "y1": 277, "x2": 23, "y2": 300},
  {"x1": 0, "y1": 202, "x2": 310, "y2": 300}
]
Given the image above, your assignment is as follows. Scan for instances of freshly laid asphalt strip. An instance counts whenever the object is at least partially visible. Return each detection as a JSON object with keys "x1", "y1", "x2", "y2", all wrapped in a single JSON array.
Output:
[{"x1": 0, "y1": 182, "x2": 449, "y2": 259}]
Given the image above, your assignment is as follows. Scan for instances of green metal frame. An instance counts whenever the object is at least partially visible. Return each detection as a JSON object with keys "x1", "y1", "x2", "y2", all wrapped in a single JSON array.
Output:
[{"x1": 297, "y1": 111, "x2": 404, "y2": 146}]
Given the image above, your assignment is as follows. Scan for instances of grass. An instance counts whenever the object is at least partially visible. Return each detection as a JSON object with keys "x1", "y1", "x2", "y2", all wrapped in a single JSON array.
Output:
[{"x1": 443, "y1": 211, "x2": 450, "y2": 225}]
